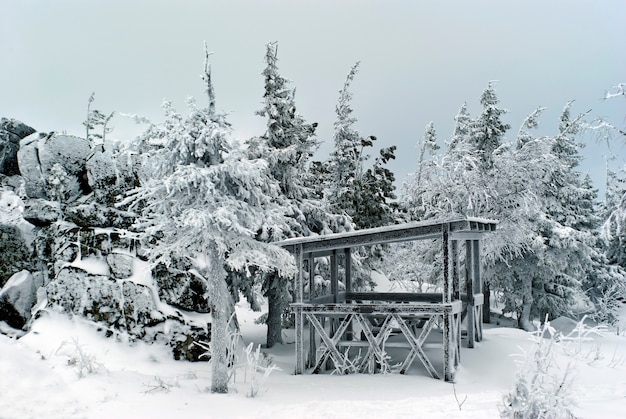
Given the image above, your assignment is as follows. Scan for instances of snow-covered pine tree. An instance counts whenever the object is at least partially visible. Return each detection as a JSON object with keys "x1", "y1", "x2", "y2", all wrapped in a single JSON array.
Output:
[
  {"x1": 324, "y1": 62, "x2": 398, "y2": 230},
  {"x1": 248, "y1": 43, "x2": 350, "y2": 347},
  {"x1": 448, "y1": 102, "x2": 471, "y2": 154},
  {"x1": 603, "y1": 168, "x2": 626, "y2": 268},
  {"x1": 469, "y1": 82, "x2": 510, "y2": 322},
  {"x1": 471, "y1": 82, "x2": 510, "y2": 171},
  {"x1": 125, "y1": 47, "x2": 295, "y2": 392}
]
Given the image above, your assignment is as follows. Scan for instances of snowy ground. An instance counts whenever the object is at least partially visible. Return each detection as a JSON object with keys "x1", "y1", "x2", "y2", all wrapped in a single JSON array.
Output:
[{"x1": 1, "y1": 300, "x2": 625, "y2": 419}]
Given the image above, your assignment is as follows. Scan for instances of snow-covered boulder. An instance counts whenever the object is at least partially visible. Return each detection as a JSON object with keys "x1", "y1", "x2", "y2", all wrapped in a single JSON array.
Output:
[
  {"x1": 0, "y1": 130, "x2": 21, "y2": 176},
  {"x1": 46, "y1": 265, "x2": 211, "y2": 361},
  {"x1": 17, "y1": 132, "x2": 48, "y2": 198},
  {"x1": 106, "y1": 252, "x2": 133, "y2": 279},
  {"x1": 18, "y1": 132, "x2": 91, "y2": 200},
  {"x1": 0, "y1": 118, "x2": 35, "y2": 177},
  {"x1": 64, "y1": 202, "x2": 135, "y2": 228},
  {"x1": 86, "y1": 147, "x2": 137, "y2": 205},
  {"x1": 153, "y1": 263, "x2": 211, "y2": 313},
  {"x1": 0, "y1": 270, "x2": 40, "y2": 329},
  {"x1": 0, "y1": 117, "x2": 36, "y2": 139},
  {"x1": 23, "y1": 198, "x2": 61, "y2": 227},
  {"x1": 0, "y1": 224, "x2": 32, "y2": 288}
]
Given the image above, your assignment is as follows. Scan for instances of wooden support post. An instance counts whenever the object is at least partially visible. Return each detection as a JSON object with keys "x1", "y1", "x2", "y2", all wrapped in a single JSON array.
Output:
[
  {"x1": 473, "y1": 240, "x2": 483, "y2": 339},
  {"x1": 344, "y1": 248, "x2": 353, "y2": 339},
  {"x1": 294, "y1": 244, "x2": 305, "y2": 374},
  {"x1": 307, "y1": 253, "x2": 314, "y2": 302},
  {"x1": 465, "y1": 239, "x2": 475, "y2": 348},
  {"x1": 345, "y1": 248, "x2": 352, "y2": 295},
  {"x1": 330, "y1": 250, "x2": 338, "y2": 303},
  {"x1": 442, "y1": 224, "x2": 451, "y2": 303},
  {"x1": 451, "y1": 240, "x2": 460, "y2": 301}
]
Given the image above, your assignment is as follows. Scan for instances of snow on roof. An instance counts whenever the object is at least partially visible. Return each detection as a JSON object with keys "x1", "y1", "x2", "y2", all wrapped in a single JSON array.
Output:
[{"x1": 275, "y1": 217, "x2": 498, "y2": 250}]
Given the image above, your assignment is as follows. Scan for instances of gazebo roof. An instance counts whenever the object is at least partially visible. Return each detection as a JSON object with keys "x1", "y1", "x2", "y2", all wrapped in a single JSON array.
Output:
[{"x1": 275, "y1": 217, "x2": 497, "y2": 255}]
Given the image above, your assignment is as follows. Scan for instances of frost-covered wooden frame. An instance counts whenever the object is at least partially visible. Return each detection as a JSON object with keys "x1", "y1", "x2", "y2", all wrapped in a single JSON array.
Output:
[{"x1": 276, "y1": 217, "x2": 497, "y2": 381}]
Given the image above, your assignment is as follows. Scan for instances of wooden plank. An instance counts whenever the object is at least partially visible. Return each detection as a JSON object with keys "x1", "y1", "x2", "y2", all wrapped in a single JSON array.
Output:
[
  {"x1": 346, "y1": 292, "x2": 443, "y2": 303},
  {"x1": 291, "y1": 301, "x2": 462, "y2": 316},
  {"x1": 310, "y1": 292, "x2": 347, "y2": 304}
]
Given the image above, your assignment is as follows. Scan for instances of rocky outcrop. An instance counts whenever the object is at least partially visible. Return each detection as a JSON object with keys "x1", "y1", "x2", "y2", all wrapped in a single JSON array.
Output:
[
  {"x1": 64, "y1": 202, "x2": 135, "y2": 229},
  {"x1": 1, "y1": 116, "x2": 216, "y2": 362},
  {"x1": 18, "y1": 133, "x2": 91, "y2": 200},
  {"x1": 23, "y1": 199, "x2": 62, "y2": 227},
  {"x1": 47, "y1": 266, "x2": 211, "y2": 360},
  {"x1": 0, "y1": 118, "x2": 35, "y2": 176},
  {"x1": 86, "y1": 147, "x2": 137, "y2": 205},
  {"x1": 0, "y1": 270, "x2": 41, "y2": 329},
  {"x1": 1, "y1": 118, "x2": 36, "y2": 139},
  {"x1": 0, "y1": 224, "x2": 32, "y2": 288}
]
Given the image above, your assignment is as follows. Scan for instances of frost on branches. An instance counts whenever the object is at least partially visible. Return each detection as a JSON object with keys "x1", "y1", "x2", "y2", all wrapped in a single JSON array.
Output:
[
  {"x1": 401, "y1": 85, "x2": 625, "y2": 329},
  {"x1": 125, "y1": 47, "x2": 295, "y2": 392},
  {"x1": 247, "y1": 43, "x2": 351, "y2": 347}
]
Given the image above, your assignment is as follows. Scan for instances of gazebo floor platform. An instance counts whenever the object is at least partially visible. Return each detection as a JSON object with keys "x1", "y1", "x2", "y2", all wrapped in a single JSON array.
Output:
[{"x1": 293, "y1": 301, "x2": 463, "y2": 381}]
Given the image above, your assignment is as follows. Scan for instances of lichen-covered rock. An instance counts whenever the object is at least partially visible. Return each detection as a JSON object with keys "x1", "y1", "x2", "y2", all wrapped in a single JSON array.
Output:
[
  {"x1": 38, "y1": 134, "x2": 91, "y2": 188},
  {"x1": 86, "y1": 147, "x2": 137, "y2": 205},
  {"x1": 64, "y1": 202, "x2": 135, "y2": 229},
  {"x1": 153, "y1": 263, "x2": 211, "y2": 313},
  {"x1": 23, "y1": 198, "x2": 61, "y2": 227},
  {"x1": 106, "y1": 252, "x2": 133, "y2": 279},
  {"x1": 17, "y1": 133, "x2": 47, "y2": 198},
  {"x1": 0, "y1": 118, "x2": 36, "y2": 139},
  {"x1": 46, "y1": 265, "x2": 212, "y2": 360},
  {"x1": 0, "y1": 130, "x2": 21, "y2": 176},
  {"x1": 18, "y1": 132, "x2": 91, "y2": 200},
  {"x1": 0, "y1": 224, "x2": 32, "y2": 288},
  {"x1": 46, "y1": 267, "x2": 149, "y2": 333},
  {"x1": 0, "y1": 270, "x2": 39, "y2": 329}
]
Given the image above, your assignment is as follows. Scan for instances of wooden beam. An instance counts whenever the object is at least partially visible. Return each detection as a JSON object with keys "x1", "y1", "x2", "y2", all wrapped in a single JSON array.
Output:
[
  {"x1": 275, "y1": 218, "x2": 497, "y2": 255},
  {"x1": 330, "y1": 250, "x2": 338, "y2": 303},
  {"x1": 346, "y1": 292, "x2": 443, "y2": 303}
]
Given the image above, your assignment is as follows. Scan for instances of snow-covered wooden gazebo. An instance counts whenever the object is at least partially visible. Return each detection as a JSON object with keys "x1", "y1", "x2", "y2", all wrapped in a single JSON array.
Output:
[{"x1": 276, "y1": 217, "x2": 497, "y2": 381}]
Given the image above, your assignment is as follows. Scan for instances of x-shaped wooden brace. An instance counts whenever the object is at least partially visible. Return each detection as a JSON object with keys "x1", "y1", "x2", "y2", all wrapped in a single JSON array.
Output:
[
  {"x1": 308, "y1": 313, "x2": 356, "y2": 374},
  {"x1": 395, "y1": 314, "x2": 440, "y2": 379},
  {"x1": 354, "y1": 313, "x2": 393, "y2": 373}
]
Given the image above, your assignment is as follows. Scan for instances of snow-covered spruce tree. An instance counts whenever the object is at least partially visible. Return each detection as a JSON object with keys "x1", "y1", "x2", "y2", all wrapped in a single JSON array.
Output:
[
  {"x1": 124, "y1": 48, "x2": 295, "y2": 392},
  {"x1": 325, "y1": 62, "x2": 399, "y2": 230},
  {"x1": 247, "y1": 43, "x2": 350, "y2": 347},
  {"x1": 602, "y1": 169, "x2": 626, "y2": 268}
]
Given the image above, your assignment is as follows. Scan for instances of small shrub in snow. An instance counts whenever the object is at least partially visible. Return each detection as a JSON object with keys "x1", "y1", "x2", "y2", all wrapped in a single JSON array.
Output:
[
  {"x1": 55, "y1": 337, "x2": 106, "y2": 378},
  {"x1": 499, "y1": 318, "x2": 577, "y2": 419},
  {"x1": 243, "y1": 342, "x2": 280, "y2": 398},
  {"x1": 142, "y1": 376, "x2": 180, "y2": 394}
]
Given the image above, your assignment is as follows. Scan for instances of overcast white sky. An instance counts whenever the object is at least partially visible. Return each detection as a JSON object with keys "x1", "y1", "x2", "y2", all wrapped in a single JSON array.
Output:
[{"x1": 2, "y1": 0, "x2": 625, "y2": 197}]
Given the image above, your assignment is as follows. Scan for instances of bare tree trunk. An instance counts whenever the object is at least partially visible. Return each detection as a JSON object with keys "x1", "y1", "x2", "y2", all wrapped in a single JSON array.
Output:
[
  {"x1": 266, "y1": 273, "x2": 285, "y2": 348},
  {"x1": 203, "y1": 249, "x2": 230, "y2": 394},
  {"x1": 482, "y1": 280, "x2": 491, "y2": 324},
  {"x1": 518, "y1": 276, "x2": 534, "y2": 332}
]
